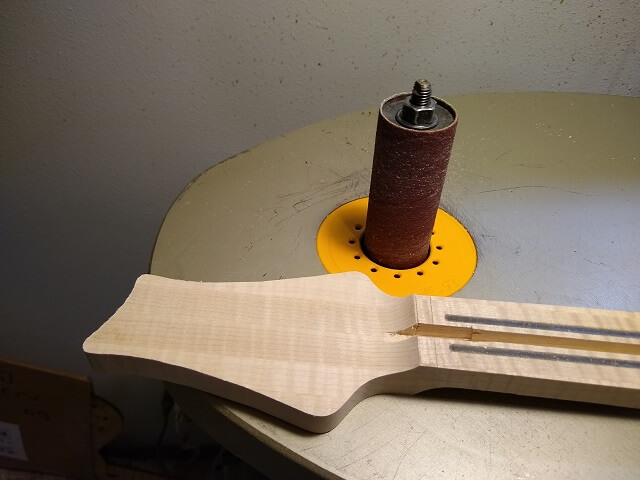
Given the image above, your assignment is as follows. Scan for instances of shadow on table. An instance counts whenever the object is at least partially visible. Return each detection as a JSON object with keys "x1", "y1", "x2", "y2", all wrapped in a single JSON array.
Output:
[{"x1": 417, "y1": 387, "x2": 640, "y2": 420}]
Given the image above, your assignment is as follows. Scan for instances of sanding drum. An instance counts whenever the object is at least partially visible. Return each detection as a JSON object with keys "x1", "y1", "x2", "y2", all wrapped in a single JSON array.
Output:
[{"x1": 363, "y1": 80, "x2": 458, "y2": 270}]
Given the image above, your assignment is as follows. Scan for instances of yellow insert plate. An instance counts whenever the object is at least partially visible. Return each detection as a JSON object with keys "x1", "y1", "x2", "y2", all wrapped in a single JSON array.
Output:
[{"x1": 316, "y1": 197, "x2": 477, "y2": 297}]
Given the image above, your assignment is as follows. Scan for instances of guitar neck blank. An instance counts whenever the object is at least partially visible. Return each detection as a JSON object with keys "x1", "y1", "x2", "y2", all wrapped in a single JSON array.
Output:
[{"x1": 83, "y1": 272, "x2": 640, "y2": 433}]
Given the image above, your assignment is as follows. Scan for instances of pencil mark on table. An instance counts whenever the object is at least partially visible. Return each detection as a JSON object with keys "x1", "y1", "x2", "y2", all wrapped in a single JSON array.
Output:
[
  {"x1": 391, "y1": 430, "x2": 428, "y2": 479},
  {"x1": 473, "y1": 185, "x2": 597, "y2": 196},
  {"x1": 494, "y1": 149, "x2": 515, "y2": 162}
]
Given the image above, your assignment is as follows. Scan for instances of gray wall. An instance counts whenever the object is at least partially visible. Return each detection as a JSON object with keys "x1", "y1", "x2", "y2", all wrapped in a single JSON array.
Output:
[{"x1": 1, "y1": 1, "x2": 638, "y2": 445}]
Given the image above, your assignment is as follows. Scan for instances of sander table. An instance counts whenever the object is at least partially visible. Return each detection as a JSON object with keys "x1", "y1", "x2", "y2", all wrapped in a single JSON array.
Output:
[{"x1": 150, "y1": 92, "x2": 640, "y2": 479}]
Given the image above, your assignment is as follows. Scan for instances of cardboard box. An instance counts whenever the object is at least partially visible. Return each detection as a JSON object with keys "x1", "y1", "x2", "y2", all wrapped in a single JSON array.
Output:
[{"x1": 0, "y1": 357, "x2": 94, "y2": 479}]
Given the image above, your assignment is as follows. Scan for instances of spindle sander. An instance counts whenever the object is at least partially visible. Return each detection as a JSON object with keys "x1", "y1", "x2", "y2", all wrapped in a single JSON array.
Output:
[
  {"x1": 83, "y1": 81, "x2": 640, "y2": 433},
  {"x1": 316, "y1": 79, "x2": 475, "y2": 297}
]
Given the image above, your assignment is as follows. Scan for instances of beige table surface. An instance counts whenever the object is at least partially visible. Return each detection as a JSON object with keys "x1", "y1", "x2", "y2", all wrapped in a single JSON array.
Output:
[{"x1": 151, "y1": 93, "x2": 640, "y2": 479}]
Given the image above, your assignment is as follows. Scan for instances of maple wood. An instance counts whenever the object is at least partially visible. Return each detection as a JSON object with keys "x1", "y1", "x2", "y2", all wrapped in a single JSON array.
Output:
[{"x1": 84, "y1": 272, "x2": 640, "y2": 433}]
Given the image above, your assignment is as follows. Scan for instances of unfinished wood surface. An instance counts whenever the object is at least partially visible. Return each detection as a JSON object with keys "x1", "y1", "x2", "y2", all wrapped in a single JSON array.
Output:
[{"x1": 83, "y1": 272, "x2": 640, "y2": 433}]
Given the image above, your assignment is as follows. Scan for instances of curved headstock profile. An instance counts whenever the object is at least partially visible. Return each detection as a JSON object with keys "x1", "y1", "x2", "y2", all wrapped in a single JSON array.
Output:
[{"x1": 83, "y1": 272, "x2": 425, "y2": 432}]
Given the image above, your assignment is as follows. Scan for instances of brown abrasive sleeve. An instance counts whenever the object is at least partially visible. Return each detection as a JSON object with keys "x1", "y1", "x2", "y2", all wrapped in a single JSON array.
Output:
[{"x1": 363, "y1": 96, "x2": 458, "y2": 270}]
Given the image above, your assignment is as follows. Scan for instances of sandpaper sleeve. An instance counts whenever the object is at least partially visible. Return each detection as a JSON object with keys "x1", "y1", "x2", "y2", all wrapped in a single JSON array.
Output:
[{"x1": 363, "y1": 95, "x2": 458, "y2": 270}]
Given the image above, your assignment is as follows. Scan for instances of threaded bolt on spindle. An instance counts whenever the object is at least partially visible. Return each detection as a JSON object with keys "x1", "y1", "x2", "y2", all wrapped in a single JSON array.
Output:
[
  {"x1": 410, "y1": 79, "x2": 432, "y2": 107},
  {"x1": 397, "y1": 78, "x2": 439, "y2": 130}
]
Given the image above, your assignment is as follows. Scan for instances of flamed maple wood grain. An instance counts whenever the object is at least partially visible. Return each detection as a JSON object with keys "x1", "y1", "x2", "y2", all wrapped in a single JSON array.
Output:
[{"x1": 83, "y1": 272, "x2": 640, "y2": 432}]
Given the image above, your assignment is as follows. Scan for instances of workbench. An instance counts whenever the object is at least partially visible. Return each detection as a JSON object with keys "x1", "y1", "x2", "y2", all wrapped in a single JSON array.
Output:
[{"x1": 151, "y1": 92, "x2": 640, "y2": 479}]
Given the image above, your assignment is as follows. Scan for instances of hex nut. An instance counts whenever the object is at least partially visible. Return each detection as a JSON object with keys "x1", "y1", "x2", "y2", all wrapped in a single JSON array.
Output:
[{"x1": 399, "y1": 97, "x2": 438, "y2": 128}]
